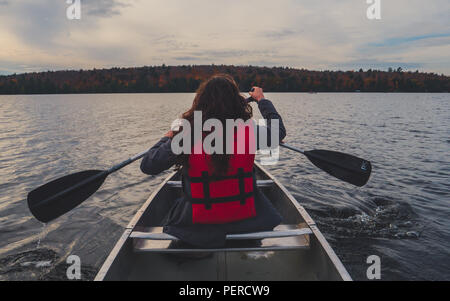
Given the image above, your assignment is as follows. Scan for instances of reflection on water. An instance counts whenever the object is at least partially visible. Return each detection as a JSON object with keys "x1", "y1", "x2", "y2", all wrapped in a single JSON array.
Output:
[{"x1": 0, "y1": 93, "x2": 449, "y2": 280}]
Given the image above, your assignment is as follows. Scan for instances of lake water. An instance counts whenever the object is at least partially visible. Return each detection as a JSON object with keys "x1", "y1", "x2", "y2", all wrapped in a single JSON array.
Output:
[{"x1": 0, "y1": 93, "x2": 449, "y2": 280}]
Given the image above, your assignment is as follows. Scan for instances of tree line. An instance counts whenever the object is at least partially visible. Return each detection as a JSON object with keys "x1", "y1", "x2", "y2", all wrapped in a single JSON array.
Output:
[{"x1": 0, "y1": 65, "x2": 448, "y2": 94}]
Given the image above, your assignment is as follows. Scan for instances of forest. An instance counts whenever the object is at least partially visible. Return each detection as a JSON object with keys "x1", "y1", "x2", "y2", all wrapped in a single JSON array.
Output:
[{"x1": 0, "y1": 65, "x2": 448, "y2": 94}]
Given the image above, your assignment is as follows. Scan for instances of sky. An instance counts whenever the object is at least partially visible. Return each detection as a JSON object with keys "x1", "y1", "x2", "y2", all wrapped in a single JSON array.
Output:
[{"x1": 0, "y1": 0, "x2": 449, "y2": 75}]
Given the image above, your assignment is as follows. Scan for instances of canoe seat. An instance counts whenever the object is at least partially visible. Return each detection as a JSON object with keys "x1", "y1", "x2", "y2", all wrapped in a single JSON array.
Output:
[
  {"x1": 132, "y1": 224, "x2": 311, "y2": 253},
  {"x1": 166, "y1": 180, "x2": 275, "y2": 188}
]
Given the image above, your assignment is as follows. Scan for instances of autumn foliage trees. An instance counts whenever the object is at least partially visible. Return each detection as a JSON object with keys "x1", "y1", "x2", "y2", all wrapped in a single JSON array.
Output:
[{"x1": 0, "y1": 65, "x2": 448, "y2": 94}]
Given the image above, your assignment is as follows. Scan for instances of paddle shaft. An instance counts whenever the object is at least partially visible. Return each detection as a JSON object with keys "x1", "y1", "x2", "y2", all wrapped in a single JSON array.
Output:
[
  {"x1": 34, "y1": 149, "x2": 149, "y2": 208},
  {"x1": 280, "y1": 143, "x2": 305, "y2": 154},
  {"x1": 281, "y1": 143, "x2": 347, "y2": 171},
  {"x1": 108, "y1": 149, "x2": 149, "y2": 174}
]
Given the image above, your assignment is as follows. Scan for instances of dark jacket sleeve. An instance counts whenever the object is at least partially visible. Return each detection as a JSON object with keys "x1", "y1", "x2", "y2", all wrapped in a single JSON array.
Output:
[
  {"x1": 140, "y1": 137, "x2": 177, "y2": 175},
  {"x1": 256, "y1": 98, "x2": 287, "y2": 149}
]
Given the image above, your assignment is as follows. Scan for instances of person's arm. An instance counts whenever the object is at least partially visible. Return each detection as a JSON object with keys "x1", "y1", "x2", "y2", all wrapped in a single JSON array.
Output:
[
  {"x1": 249, "y1": 87, "x2": 287, "y2": 149},
  {"x1": 140, "y1": 132, "x2": 177, "y2": 175}
]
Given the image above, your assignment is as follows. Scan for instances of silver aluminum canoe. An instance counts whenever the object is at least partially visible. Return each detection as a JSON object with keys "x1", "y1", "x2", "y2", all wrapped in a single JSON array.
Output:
[{"x1": 95, "y1": 163, "x2": 352, "y2": 281}]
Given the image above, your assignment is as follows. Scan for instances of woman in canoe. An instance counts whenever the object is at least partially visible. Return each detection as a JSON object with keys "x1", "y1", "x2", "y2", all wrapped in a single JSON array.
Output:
[{"x1": 141, "y1": 74, "x2": 286, "y2": 248}]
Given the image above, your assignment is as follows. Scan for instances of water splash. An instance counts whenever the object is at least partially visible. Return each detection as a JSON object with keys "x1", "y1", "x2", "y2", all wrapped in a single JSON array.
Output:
[
  {"x1": 0, "y1": 249, "x2": 57, "y2": 281},
  {"x1": 313, "y1": 197, "x2": 423, "y2": 240}
]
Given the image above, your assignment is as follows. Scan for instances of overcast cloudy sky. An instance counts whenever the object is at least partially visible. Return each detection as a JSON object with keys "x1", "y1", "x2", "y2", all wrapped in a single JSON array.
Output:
[{"x1": 0, "y1": 0, "x2": 449, "y2": 75}]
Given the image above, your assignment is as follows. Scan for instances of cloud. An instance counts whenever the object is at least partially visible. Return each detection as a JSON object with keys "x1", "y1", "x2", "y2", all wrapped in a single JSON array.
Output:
[
  {"x1": 369, "y1": 33, "x2": 450, "y2": 47},
  {"x1": 83, "y1": 0, "x2": 131, "y2": 17},
  {"x1": 0, "y1": 0, "x2": 134, "y2": 48},
  {"x1": 0, "y1": 0, "x2": 449, "y2": 75},
  {"x1": 263, "y1": 29, "x2": 299, "y2": 39}
]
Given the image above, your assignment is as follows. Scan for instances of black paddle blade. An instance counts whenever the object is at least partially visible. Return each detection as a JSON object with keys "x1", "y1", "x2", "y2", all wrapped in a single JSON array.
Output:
[
  {"x1": 304, "y1": 150, "x2": 372, "y2": 187},
  {"x1": 27, "y1": 170, "x2": 108, "y2": 223}
]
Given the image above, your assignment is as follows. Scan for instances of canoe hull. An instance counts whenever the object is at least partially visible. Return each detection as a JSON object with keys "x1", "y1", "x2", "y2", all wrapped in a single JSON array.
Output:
[{"x1": 95, "y1": 164, "x2": 351, "y2": 281}]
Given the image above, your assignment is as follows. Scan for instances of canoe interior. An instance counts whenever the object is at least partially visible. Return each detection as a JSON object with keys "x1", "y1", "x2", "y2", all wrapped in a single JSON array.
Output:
[{"x1": 95, "y1": 165, "x2": 351, "y2": 281}]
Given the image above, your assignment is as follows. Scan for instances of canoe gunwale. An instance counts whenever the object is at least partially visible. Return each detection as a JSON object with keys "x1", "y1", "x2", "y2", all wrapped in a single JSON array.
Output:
[{"x1": 94, "y1": 229, "x2": 132, "y2": 281}]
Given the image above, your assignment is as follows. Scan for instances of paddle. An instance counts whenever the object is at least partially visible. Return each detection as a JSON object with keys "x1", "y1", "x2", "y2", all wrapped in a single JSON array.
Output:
[
  {"x1": 280, "y1": 143, "x2": 372, "y2": 187},
  {"x1": 27, "y1": 149, "x2": 149, "y2": 223}
]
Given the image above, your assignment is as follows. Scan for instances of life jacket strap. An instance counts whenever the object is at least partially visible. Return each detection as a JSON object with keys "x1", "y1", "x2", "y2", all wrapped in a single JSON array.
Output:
[
  {"x1": 188, "y1": 171, "x2": 253, "y2": 183},
  {"x1": 186, "y1": 168, "x2": 254, "y2": 209},
  {"x1": 201, "y1": 171, "x2": 212, "y2": 210}
]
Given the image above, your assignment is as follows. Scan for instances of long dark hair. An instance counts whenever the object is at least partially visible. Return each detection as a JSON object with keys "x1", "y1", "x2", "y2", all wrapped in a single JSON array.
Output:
[{"x1": 176, "y1": 74, "x2": 253, "y2": 174}]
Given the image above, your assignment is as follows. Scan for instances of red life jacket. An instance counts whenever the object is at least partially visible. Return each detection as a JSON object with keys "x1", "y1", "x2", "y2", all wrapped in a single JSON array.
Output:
[{"x1": 185, "y1": 123, "x2": 256, "y2": 225}]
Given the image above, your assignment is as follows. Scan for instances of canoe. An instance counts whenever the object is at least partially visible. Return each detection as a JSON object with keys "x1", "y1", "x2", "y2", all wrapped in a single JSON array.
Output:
[{"x1": 94, "y1": 163, "x2": 352, "y2": 281}]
